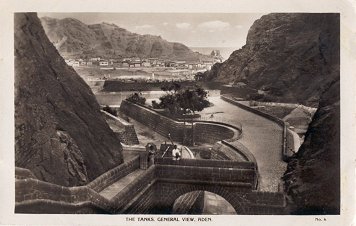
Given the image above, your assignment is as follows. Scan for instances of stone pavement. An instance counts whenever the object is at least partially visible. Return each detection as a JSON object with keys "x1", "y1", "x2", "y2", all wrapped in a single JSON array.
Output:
[{"x1": 201, "y1": 97, "x2": 287, "y2": 192}]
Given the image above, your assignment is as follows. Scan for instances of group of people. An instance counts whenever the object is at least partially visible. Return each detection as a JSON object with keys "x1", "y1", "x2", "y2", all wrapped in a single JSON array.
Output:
[{"x1": 146, "y1": 142, "x2": 182, "y2": 162}]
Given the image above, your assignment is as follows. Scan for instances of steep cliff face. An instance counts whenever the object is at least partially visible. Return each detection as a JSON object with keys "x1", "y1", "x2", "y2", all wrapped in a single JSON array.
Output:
[
  {"x1": 40, "y1": 17, "x2": 210, "y2": 61},
  {"x1": 15, "y1": 13, "x2": 124, "y2": 187},
  {"x1": 283, "y1": 79, "x2": 340, "y2": 214},
  {"x1": 205, "y1": 13, "x2": 339, "y2": 107}
]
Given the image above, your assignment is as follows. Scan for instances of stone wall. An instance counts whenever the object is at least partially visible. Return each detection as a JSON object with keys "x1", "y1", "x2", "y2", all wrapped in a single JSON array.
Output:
[
  {"x1": 120, "y1": 100, "x2": 188, "y2": 142},
  {"x1": 101, "y1": 110, "x2": 139, "y2": 145},
  {"x1": 15, "y1": 156, "x2": 285, "y2": 214},
  {"x1": 87, "y1": 156, "x2": 140, "y2": 192},
  {"x1": 16, "y1": 156, "x2": 141, "y2": 213},
  {"x1": 221, "y1": 140, "x2": 258, "y2": 164},
  {"x1": 15, "y1": 179, "x2": 113, "y2": 213},
  {"x1": 122, "y1": 179, "x2": 156, "y2": 214},
  {"x1": 120, "y1": 100, "x2": 241, "y2": 144},
  {"x1": 154, "y1": 157, "x2": 255, "y2": 169},
  {"x1": 194, "y1": 123, "x2": 235, "y2": 144},
  {"x1": 112, "y1": 166, "x2": 156, "y2": 213},
  {"x1": 152, "y1": 181, "x2": 285, "y2": 214},
  {"x1": 188, "y1": 191, "x2": 205, "y2": 214},
  {"x1": 250, "y1": 100, "x2": 317, "y2": 113},
  {"x1": 172, "y1": 191, "x2": 205, "y2": 214},
  {"x1": 102, "y1": 80, "x2": 223, "y2": 92},
  {"x1": 15, "y1": 200, "x2": 106, "y2": 214},
  {"x1": 155, "y1": 165, "x2": 256, "y2": 186}
]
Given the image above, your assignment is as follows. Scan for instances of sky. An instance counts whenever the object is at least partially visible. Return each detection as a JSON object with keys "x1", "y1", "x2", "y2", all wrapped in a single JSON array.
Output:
[{"x1": 38, "y1": 13, "x2": 263, "y2": 49}]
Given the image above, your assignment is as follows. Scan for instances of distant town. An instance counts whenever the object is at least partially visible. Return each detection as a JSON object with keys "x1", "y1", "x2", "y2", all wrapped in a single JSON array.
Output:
[{"x1": 64, "y1": 50, "x2": 223, "y2": 81}]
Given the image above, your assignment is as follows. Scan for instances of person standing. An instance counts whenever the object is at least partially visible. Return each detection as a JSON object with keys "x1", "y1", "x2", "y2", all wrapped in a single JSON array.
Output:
[
  {"x1": 148, "y1": 144, "x2": 156, "y2": 166},
  {"x1": 172, "y1": 145, "x2": 181, "y2": 160}
]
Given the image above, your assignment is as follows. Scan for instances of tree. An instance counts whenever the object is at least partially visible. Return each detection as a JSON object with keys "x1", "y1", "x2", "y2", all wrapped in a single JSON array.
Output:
[
  {"x1": 157, "y1": 83, "x2": 210, "y2": 145},
  {"x1": 178, "y1": 87, "x2": 210, "y2": 115},
  {"x1": 194, "y1": 72, "x2": 205, "y2": 81},
  {"x1": 178, "y1": 87, "x2": 210, "y2": 145},
  {"x1": 161, "y1": 82, "x2": 181, "y2": 94},
  {"x1": 158, "y1": 83, "x2": 209, "y2": 116}
]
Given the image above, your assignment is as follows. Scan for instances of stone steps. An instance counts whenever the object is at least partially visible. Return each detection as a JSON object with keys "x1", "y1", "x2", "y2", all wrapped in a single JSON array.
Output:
[{"x1": 99, "y1": 169, "x2": 146, "y2": 200}]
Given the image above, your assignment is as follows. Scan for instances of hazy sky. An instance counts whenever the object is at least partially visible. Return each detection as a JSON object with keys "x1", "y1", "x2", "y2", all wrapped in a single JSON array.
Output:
[{"x1": 38, "y1": 13, "x2": 263, "y2": 48}]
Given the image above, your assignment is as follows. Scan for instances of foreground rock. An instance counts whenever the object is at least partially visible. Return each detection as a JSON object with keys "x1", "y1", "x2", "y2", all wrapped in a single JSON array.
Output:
[
  {"x1": 15, "y1": 13, "x2": 123, "y2": 187},
  {"x1": 283, "y1": 79, "x2": 340, "y2": 214},
  {"x1": 204, "y1": 13, "x2": 339, "y2": 107}
]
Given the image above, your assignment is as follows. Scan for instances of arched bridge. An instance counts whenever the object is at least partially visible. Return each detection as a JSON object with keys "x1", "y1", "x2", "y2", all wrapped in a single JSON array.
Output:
[
  {"x1": 126, "y1": 157, "x2": 285, "y2": 214},
  {"x1": 16, "y1": 154, "x2": 286, "y2": 214}
]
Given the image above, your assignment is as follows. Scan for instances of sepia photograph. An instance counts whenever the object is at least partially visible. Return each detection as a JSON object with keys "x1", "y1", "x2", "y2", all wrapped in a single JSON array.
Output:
[
  {"x1": 14, "y1": 11, "x2": 340, "y2": 215},
  {"x1": 1, "y1": 0, "x2": 355, "y2": 225}
]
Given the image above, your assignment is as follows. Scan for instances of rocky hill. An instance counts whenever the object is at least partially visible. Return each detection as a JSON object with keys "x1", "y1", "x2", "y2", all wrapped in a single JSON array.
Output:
[
  {"x1": 204, "y1": 13, "x2": 339, "y2": 107},
  {"x1": 40, "y1": 16, "x2": 210, "y2": 61},
  {"x1": 283, "y1": 79, "x2": 340, "y2": 214},
  {"x1": 202, "y1": 13, "x2": 340, "y2": 214},
  {"x1": 15, "y1": 13, "x2": 124, "y2": 187}
]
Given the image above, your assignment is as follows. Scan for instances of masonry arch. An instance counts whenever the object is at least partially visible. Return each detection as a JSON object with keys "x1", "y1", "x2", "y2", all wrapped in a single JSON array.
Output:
[
  {"x1": 157, "y1": 183, "x2": 248, "y2": 214},
  {"x1": 172, "y1": 190, "x2": 237, "y2": 214}
]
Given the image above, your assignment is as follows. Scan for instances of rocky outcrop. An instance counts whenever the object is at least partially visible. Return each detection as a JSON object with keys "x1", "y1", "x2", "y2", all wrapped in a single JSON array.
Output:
[
  {"x1": 40, "y1": 17, "x2": 211, "y2": 61},
  {"x1": 283, "y1": 79, "x2": 340, "y2": 214},
  {"x1": 15, "y1": 13, "x2": 124, "y2": 187},
  {"x1": 204, "y1": 13, "x2": 339, "y2": 107}
]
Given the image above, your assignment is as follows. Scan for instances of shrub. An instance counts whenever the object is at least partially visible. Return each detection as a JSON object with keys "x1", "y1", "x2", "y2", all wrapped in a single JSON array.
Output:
[
  {"x1": 102, "y1": 105, "x2": 118, "y2": 116},
  {"x1": 126, "y1": 92, "x2": 146, "y2": 105},
  {"x1": 248, "y1": 93, "x2": 265, "y2": 101},
  {"x1": 152, "y1": 100, "x2": 162, "y2": 109}
]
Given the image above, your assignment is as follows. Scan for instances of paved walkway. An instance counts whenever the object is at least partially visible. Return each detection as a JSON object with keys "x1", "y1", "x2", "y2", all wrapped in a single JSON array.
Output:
[{"x1": 201, "y1": 97, "x2": 287, "y2": 192}]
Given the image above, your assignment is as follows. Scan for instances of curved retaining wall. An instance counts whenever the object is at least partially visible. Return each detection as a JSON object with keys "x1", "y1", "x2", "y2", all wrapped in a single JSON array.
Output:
[
  {"x1": 120, "y1": 100, "x2": 242, "y2": 144},
  {"x1": 220, "y1": 141, "x2": 258, "y2": 167},
  {"x1": 119, "y1": 100, "x2": 259, "y2": 165},
  {"x1": 220, "y1": 95, "x2": 288, "y2": 161},
  {"x1": 194, "y1": 122, "x2": 235, "y2": 144}
]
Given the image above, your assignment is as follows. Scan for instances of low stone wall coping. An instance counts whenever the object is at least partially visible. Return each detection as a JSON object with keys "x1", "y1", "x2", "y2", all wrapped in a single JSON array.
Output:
[{"x1": 101, "y1": 110, "x2": 132, "y2": 126}]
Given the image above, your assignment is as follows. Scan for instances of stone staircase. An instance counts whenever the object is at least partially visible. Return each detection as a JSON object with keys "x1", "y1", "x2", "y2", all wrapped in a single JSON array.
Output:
[{"x1": 99, "y1": 169, "x2": 146, "y2": 200}]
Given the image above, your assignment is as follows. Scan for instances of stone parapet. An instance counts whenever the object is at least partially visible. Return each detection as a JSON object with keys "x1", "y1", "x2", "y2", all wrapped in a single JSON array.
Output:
[
  {"x1": 101, "y1": 110, "x2": 139, "y2": 145},
  {"x1": 15, "y1": 156, "x2": 285, "y2": 214},
  {"x1": 120, "y1": 100, "x2": 242, "y2": 144},
  {"x1": 87, "y1": 156, "x2": 140, "y2": 192}
]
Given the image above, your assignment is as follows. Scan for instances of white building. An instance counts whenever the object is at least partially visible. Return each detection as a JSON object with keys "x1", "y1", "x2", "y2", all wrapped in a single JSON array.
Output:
[{"x1": 99, "y1": 61, "x2": 109, "y2": 66}]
